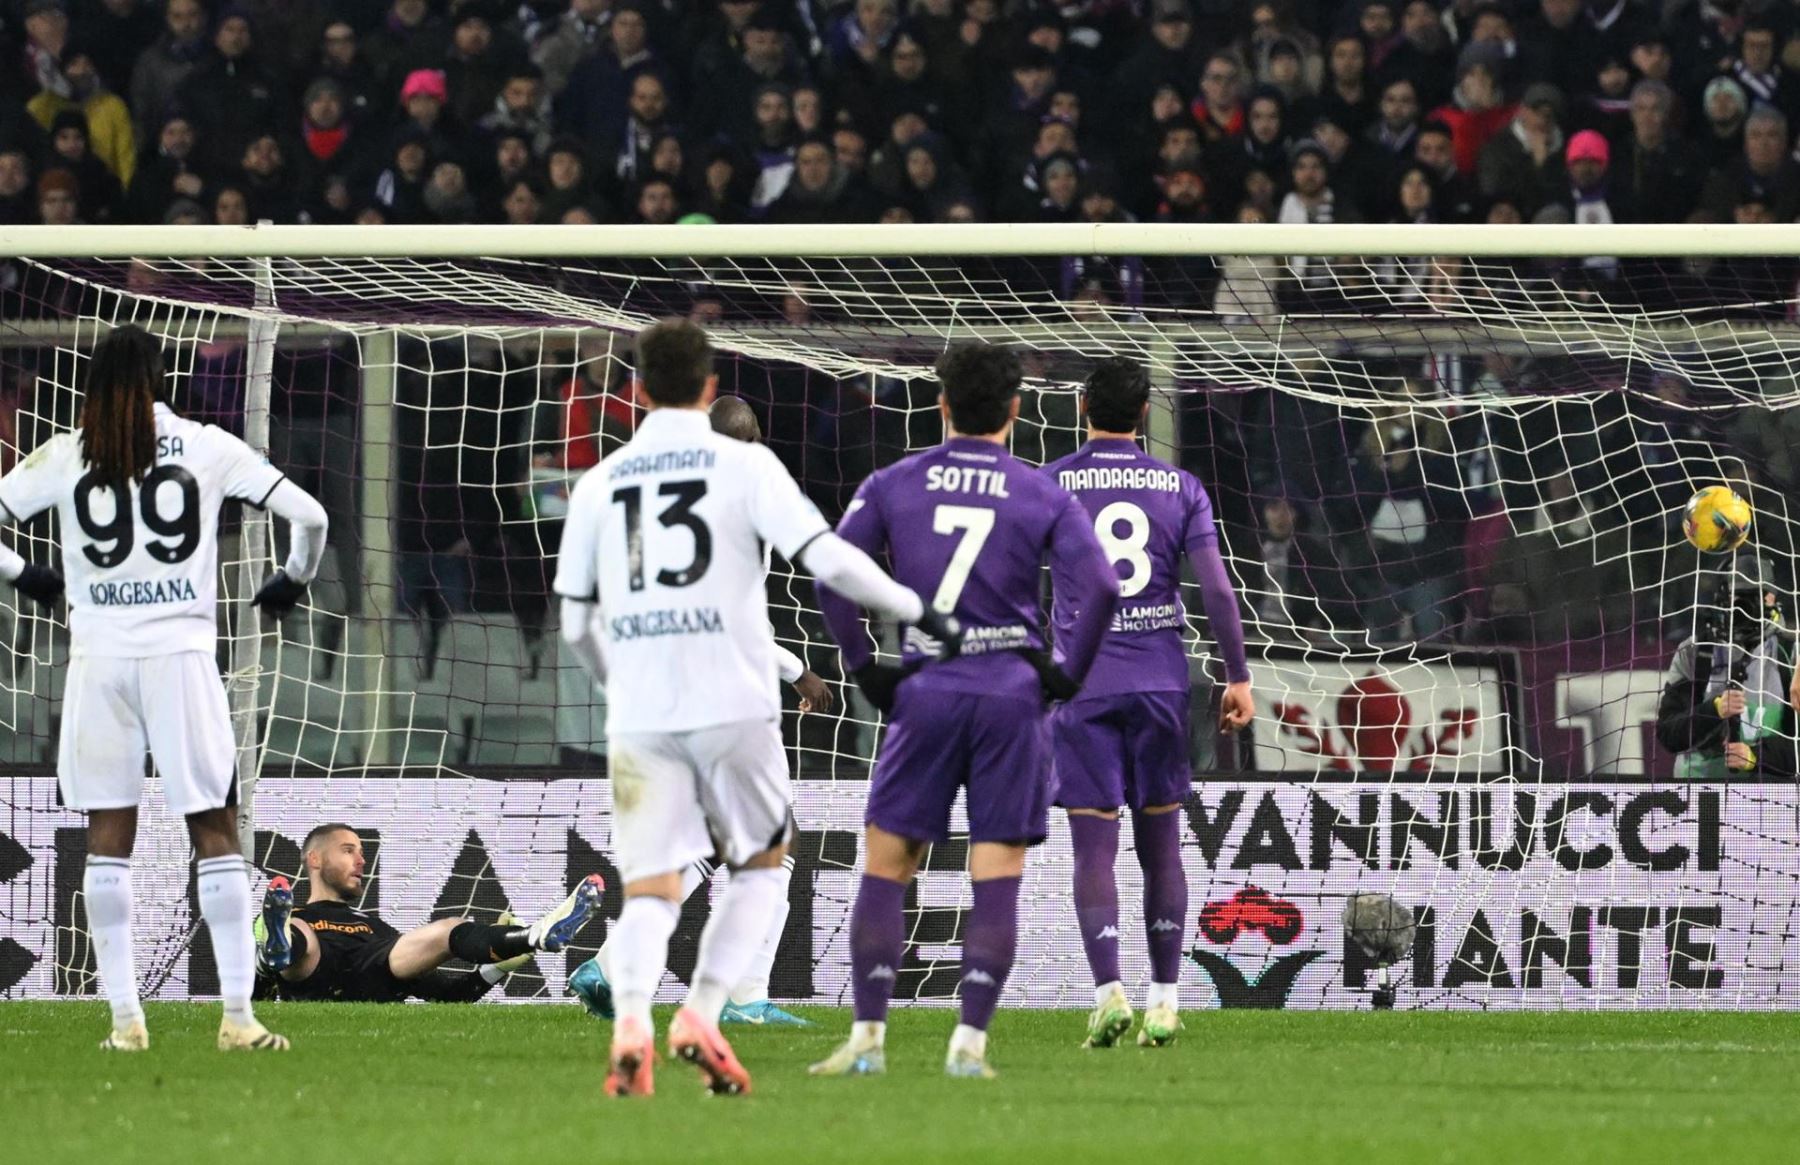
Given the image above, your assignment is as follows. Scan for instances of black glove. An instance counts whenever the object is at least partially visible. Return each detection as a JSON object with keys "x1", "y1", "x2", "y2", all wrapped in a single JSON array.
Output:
[
  {"x1": 9, "y1": 563, "x2": 63, "y2": 609},
  {"x1": 251, "y1": 569, "x2": 308, "y2": 619},
  {"x1": 1021, "y1": 648, "x2": 1080, "y2": 703},
  {"x1": 850, "y1": 662, "x2": 909, "y2": 714},
  {"x1": 913, "y1": 607, "x2": 964, "y2": 660}
]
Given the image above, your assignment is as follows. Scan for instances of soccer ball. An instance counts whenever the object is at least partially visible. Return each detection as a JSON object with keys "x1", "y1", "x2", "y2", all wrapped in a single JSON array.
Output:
[{"x1": 1683, "y1": 486, "x2": 1752, "y2": 555}]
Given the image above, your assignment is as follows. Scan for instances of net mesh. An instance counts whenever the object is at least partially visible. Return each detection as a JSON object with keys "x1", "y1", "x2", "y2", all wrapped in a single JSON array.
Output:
[{"x1": 3, "y1": 247, "x2": 1798, "y2": 1008}]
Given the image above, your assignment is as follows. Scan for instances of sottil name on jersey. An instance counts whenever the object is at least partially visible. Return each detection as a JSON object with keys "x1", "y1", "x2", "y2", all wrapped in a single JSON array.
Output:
[
  {"x1": 89, "y1": 577, "x2": 200, "y2": 606},
  {"x1": 925, "y1": 465, "x2": 1010, "y2": 496}
]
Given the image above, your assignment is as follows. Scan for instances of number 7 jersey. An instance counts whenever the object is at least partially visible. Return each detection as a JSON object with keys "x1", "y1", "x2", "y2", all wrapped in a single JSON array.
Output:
[
  {"x1": 552, "y1": 407, "x2": 831, "y2": 734},
  {"x1": 0, "y1": 403, "x2": 289, "y2": 657}
]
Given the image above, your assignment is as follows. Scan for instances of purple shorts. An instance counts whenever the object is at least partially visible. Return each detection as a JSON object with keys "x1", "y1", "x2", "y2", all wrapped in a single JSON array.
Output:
[
  {"x1": 1052, "y1": 690, "x2": 1192, "y2": 811},
  {"x1": 866, "y1": 683, "x2": 1051, "y2": 845}
]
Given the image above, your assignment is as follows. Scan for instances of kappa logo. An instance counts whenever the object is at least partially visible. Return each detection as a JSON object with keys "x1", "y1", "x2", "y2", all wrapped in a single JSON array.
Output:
[
  {"x1": 1148, "y1": 918, "x2": 1181, "y2": 934},
  {"x1": 867, "y1": 964, "x2": 897, "y2": 982},
  {"x1": 1095, "y1": 925, "x2": 1121, "y2": 940},
  {"x1": 962, "y1": 969, "x2": 997, "y2": 987}
]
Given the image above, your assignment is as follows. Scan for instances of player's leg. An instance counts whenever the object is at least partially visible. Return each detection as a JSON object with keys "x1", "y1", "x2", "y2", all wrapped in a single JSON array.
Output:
[
  {"x1": 721, "y1": 853, "x2": 808, "y2": 1026},
  {"x1": 669, "y1": 720, "x2": 799, "y2": 1094},
  {"x1": 63, "y1": 656, "x2": 152, "y2": 1051},
  {"x1": 574, "y1": 857, "x2": 713, "y2": 1020},
  {"x1": 151, "y1": 652, "x2": 287, "y2": 1051},
  {"x1": 256, "y1": 905, "x2": 321, "y2": 983},
  {"x1": 1126, "y1": 690, "x2": 1195, "y2": 1048},
  {"x1": 813, "y1": 686, "x2": 961, "y2": 1077},
  {"x1": 945, "y1": 692, "x2": 1055, "y2": 1078},
  {"x1": 603, "y1": 731, "x2": 715, "y2": 1097},
  {"x1": 1053, "y1": 699, "x2": 1133, "y2": 1047}
]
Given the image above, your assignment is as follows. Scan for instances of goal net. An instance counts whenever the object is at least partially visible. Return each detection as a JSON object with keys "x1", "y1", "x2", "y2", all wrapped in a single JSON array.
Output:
[{"x1": 1, "y1": 223, "x2": 1797, "y2": 1010}]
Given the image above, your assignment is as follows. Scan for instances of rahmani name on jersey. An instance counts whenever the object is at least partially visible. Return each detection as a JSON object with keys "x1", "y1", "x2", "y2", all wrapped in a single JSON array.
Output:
[
  {"x1": 825, "y1": 437, "x2": 1116, "y2": 701},
  {"x1": 552, "y1": 408, "x2": 830, "y2": 734},
  {"x1": 1044, "y1": 437, "x2": 1220, "y2": 698},
  {"x1": 0, "y1": 403, "x2": 287, "y2": 657}
]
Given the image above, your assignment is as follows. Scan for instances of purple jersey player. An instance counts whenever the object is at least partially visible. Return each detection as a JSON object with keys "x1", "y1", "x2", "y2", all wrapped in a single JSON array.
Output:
[
  {"x1": 1043, "y1": 357, "x2": 1254, "y2": 1050},
  {"x1": 813, "y1": 343, "x2": 1119, "y2": 1080}
]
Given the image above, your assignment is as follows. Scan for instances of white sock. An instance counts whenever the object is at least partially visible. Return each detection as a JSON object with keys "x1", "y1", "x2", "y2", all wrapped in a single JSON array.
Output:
[
  {"x1": 1094, "y1": 980, "x2": 1124, "y2": 1009},
  {"x1": 1147, "y1": 981, "x2": 1180, "y2": 1012},
  {"x1": 686, "y1": 865, "x2": 786, "y2": 1024},
  {"x1": 729, "y1": 855, "x2": 793, "y2": 1005},
  {"x1": 83, "y1": 857, "x2": 143, "y2": 1029},
  {"x1": 196, "y1": 855, "x2": 256, "y2": 1026},
  {"x1": 611, "y1": 895, "x2": 680, "y2": 1030},
  {"x1": 596, "y1": 860, "x2": 710, "y2": 982},
  {"x1": 851, "y1": 1019, "x2": 886, "y2": 1048},
  {"x1": 949, "y1": 1023, "x2": 987, "y2": 1059}
]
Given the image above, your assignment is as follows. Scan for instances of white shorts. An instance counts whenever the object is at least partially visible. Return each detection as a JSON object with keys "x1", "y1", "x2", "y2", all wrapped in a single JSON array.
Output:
[
  {"x1": 58, "y1": 652, "x2": 236, "y2": 817},
  {"x1": 608, "y1": 718, "x2": 791, "y2": 883}
]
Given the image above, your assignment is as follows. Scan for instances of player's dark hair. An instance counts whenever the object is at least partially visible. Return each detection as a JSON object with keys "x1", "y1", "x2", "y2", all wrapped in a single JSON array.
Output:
[
  {"x1": 1083, "y1": 357, "x2": 1151, "y2": 433},
  {"x1": 79, "y1": 324, "x2": 166, "y2": 486},
  {"x1": 935, "y1": 342, "x2": 1021, "y2": 436},
  {"x1": 634, "y1": 317, "x2": 714, "y2": 406},
  {"x1": 304, "y1": 823, "x2": 359, "y2": 853}
]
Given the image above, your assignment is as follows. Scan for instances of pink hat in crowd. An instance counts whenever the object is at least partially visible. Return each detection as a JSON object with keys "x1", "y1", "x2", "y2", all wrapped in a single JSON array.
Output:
[
  {"x1": 400, "y1": 69, "x2": 449, "y2": 105},
  {"x1": 1566, "y1": 129, "x2": 1610, "y2": 166}
]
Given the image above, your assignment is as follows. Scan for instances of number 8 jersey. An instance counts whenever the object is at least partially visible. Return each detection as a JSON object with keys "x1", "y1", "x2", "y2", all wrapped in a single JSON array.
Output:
[
  {"x1": 0, "y1": 403, "x2": 288, "y2": 657},
  {"x1": 552, "y1": 407, "x2": 831, "y2": 734}
]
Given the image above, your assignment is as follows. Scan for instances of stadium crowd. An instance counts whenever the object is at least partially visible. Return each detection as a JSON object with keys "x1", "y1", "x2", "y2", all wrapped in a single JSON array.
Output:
[{"x1": 1, "y1": 0, "x2": 1798, "y2": 238}]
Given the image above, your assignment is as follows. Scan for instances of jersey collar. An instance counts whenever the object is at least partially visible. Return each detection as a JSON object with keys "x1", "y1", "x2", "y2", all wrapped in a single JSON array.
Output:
[{"x1": 637, "y1": 407, "x2": 711, "y2": 435}]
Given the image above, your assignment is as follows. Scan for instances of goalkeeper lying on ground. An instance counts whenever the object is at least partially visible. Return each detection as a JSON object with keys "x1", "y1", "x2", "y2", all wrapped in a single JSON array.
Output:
[{"x1": 254, "y1": 822, "x2": 603, "y2": 1002}]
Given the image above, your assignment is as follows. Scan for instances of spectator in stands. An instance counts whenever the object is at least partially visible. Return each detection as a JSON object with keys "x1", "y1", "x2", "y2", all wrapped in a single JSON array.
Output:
[
  {"x1": 1238, "y1": 495, "x2": 1361, "y2": 639},
  {"x1": 29, "y1": 46, "x2": 136, "y2": 190},
  {"x1": 692, "y1": 6, "x2": 807, "y2": 143},
  {"x1": 1385, "y1": 1, "x2": 1456, "y2": 108},
  {"x1": 312, "y1": 21, "x2": 380, "y2": 122},
  {"x1": 1280, "y1": 140, "x2": 1359, "y2": 303},
  {"x1": 632, "y1": 173, "x2": 679, "y2": 223},
  {"x1": 1365, "y1": 77, "x2": 1421, "y2": 171},
  {"x1": 1256, "y1": 38, "x2": 1309, "y2": 105},
  {"x1": 556, "y1": 0, "x2": 664, "y2": 153},
  {"x1": 1698, "y1": 76, "x2": 1750, "y2": 170},
  {"x1": 1306, "y1": 34, "x2": 1372, "y2": 137},
  {"x1": 237, "y1": 131, "x2": 299, "y2": 223},
  {"x1": 1727, "y1": 19, "x2": 1798, "y2": 124},
  {"x1": 688, "y1": 140, "x2": 751, "y2": 222},
  {"x1": 478, "y1": 64, "x2": 554, "y2": 157},
  {"x1": 1429, "y1": 44, "x2": 1513, "y2": 177},
  {"x1": 1700, "y1": 103, "x2": 1800, "y2": 223},
  {"x1": 1477, "y1": 81, "x2": 1564, "y2": 217},
  {"x1": 1239, "y1": 1, "x2": 1323, "y2": 97},
  {"x1": 84, "y1": 0, "x2": 163, "y2": 101},
  {"x1": 37, "y1": 165, "x2": 81, "y2": 225},
  {"x1": 608, "y1": 72, "x2": 675, "y2": 188},
  {"x1": 745, "y1": 81, "x2": 799, "y2": 211},
  {"x1": 1412, "y1": 118, "x2": 1478, "y2": 222},
  {"x1": 127, "y1": 113, "x2": 205, "y2": 224},
  {"x1": 533, "y1": 0, "x2": 612, "y2": 96},
  {"x1": 542, "y1": 136, "x2": 603, "y2": 220},
  {"x1": 17, "y1": 0, "x2": 72, "y2": 106},
  {"x1": 180, "y1": 9, "x2": 283, "y2": 177},
  {"x1": 1610, "y1": 80, "x2": 1705, "y2": 224},
  {"x1": 827, "y1": 0, "x2": 899, "y2": 75},
  {"x1": 499, "y1": 177, "x2": 542, "y2": 224},
  {"x1": 0, "y1": 149, "x2": 37, "y2": 224},
  {"x1": 1351, "y1": 404, "x2": 1467, "y2": 642},
  {"x1": 213, "y1": 182, "x2": 249, "y2": 225},
  {"x1": 293, "y1": 79, "x2": 362, "y2": 200},
  {"x1": 373, "y1": 128, "x2": 432, "y2": 222},
  {"x1": 1108, "y1": 0, "x2": 1204, "y2": 135},
  {"x1": 45, "y1": 109, "x2": 121, "y2": 221},
  {"x1": 363, "y1": 0, "x2": 449, "y2": 92},
  {"x1": 1191, "y1": 51, "x2": 1248, "y2": 146},
  {"x1": 128, "y1": 0, "x2": 209, "y2": 145},
  {"x1": 423, "y1": 160, "x2": 477, "y2": 223},
  {"x1": 1485, "y1": 472, "x2": 1633, "y2": 644}
]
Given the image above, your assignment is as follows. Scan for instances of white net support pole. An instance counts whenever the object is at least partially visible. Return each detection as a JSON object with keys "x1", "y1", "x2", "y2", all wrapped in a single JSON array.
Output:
[
  {"x1": 231, "y1": 252, "x2": 277, "y2": 860},
  {"x1": 355, "y1": 330, "x2": 399, "y2": 767}
]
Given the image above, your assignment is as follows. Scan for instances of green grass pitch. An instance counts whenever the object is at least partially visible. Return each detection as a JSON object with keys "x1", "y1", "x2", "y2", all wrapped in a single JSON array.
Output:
[{"x1": 5, "y1": 1002, "x2": 1798, "y2": 1164}]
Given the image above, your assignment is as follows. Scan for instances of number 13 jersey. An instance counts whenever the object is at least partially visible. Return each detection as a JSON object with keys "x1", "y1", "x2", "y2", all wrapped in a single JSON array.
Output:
[
  {"x1": 0, "y1": 403, "x2": 288, "y2": 658},
  {"x1": 553, "y1": 407, "x2": 830, "y2": 734}
]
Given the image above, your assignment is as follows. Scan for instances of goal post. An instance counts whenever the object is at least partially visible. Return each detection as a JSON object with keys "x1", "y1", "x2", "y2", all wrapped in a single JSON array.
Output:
[{"x1": 1, "y1": 223, "x2": 1798, "y2": 1009}]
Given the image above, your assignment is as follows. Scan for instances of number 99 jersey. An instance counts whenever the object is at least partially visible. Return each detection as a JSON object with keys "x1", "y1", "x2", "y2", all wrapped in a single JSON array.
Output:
[
  {"x1": 0, "y1": 403, "x2": 288, "y2": 658},
  {"x1": 552, "y1": 408, "x2": 830, "y2": 735}
]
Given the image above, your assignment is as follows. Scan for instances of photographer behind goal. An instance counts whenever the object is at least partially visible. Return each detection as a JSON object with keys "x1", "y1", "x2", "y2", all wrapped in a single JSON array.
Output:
[{"x1": 1657, "y1": 553, "x2": 1800, "y2": 778}]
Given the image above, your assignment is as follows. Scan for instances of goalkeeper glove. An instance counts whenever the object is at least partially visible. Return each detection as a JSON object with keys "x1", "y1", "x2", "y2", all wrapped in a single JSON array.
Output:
[
  {"x1": 8, "y1": 563, "x2": 63, "y2": 609},
  {"x1": 851, "y1": 662, "x2": 909, "y2": 714},
  {"x1": 251, "y1": 569, "x2": 308, "y2": 619},
  {"x1": 1021, "y1": 649, "x2": 1080, "y2": 704},
  {"x1": 913, "y1": 607, "x2": 964, "y2": 660}
]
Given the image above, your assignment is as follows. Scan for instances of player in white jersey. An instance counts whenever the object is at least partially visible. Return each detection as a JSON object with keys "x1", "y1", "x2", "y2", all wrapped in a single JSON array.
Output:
[
  {"x1": 0, "y1": 326, "x2": 329, "y2": 1053},
  {"x1": 556, "y1": 319, "x2": 958, "y2": 1097},
  {"x1": 568, "y1": 396, "x2": 827, "y2": 1029}
]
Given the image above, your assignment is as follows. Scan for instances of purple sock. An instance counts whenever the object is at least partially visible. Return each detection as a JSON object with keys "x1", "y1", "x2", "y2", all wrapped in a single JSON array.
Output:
[
  {"x1": 1134, "y1": 810, "x2": 1188, "y2": 985},
  {"x1": 959, "y1": 876, "x2": 1021, "y2": 1031},
  {"x1": 1068, "y1": 814, "x2": 1122, "y2": 988},
  {"x1": 850, "y1": 874, "x2": 906, "y2": 1022}
]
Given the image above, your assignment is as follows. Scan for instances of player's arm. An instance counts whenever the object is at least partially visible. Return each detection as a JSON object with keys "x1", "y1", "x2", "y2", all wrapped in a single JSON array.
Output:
[
  {"x1": 216, "y1": 430, "x2": 330, "y2": 616},
  {"x1": 0, "y1": 446, "x2": 67, "y2": 608},
  {"x1": 1184, "y1": 487, "x2": 1254, "y2": 730},
  {"x1": 553, "y1": 469, "x2": 608, "y2": 685},
  {"x1": 1042, "y1": 492, "x2": 1123, "y2": 694},
  {"x1": 747, "y1": 447, "x2": 955, "y2": 642}
]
